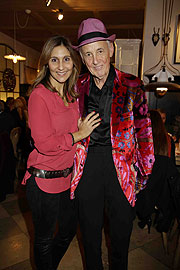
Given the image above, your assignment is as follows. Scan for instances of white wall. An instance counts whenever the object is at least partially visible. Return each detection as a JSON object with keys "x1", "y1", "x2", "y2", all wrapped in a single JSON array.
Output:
[
  {"x1": 0, "y1": 31, "x2": 40, "y2": 83},
  {"x1": 142, "y1": 0, "x2": 180, "y2": 78}
]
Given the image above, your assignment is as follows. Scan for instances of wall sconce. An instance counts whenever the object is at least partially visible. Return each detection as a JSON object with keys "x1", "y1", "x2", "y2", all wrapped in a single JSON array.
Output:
[{"x1": 58, "y1": 9, "x2": 63, "y2": 21}]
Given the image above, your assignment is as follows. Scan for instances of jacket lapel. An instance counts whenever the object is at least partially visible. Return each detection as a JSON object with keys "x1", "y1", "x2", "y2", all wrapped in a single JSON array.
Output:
[{"x1": 111, "y1": 70, "x2": 127, "y2": 137}]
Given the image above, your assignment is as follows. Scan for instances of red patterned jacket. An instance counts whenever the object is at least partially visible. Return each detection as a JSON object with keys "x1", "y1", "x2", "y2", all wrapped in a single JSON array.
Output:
[{"x1": 71, "y1": 69, "x2": 155, "y2": 206}]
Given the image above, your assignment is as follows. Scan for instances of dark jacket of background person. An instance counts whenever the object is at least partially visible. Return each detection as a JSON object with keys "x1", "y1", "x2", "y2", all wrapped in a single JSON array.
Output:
[
  {"x1": 10, "y1": 98, "x2": 31, "y2": 161},
  {"x1": 0, "y1": 101, "x2": 16, "y2": 201},
  {"x1": 0, "y1": 131, "x2": 16, "y2": 202},
  {"x1": 0, "y1": 101, "x2": 15, "y2": 201},
  {"x1": 0, "y1": 100, "x2": 16, "y2": 135},
  {"x1": 136, "y1": 110, "x2": 180, "y2": 232}
]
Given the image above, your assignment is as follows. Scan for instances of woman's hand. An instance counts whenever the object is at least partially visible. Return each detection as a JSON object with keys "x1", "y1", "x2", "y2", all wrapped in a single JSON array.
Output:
[
  {"x1": 78, "y1": 117, "x2": 82, "y2": 128},
  {"x1": 72, "y1": 111, "x2": 101, "y2": 143}
]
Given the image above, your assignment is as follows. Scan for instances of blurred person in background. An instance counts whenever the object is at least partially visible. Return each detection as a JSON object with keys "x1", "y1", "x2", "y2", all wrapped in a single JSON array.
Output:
[
  {"x1": 136, "y1": 109, "x2": 177, "y2": 234},
  {"x1": 0, "y1": 100, "x2": 16, "y2": 201},
  {"x1": 0, "y1": 100, "x2": 16, "y2": 135},
  {"x1": 157, "y1": 108, "x2": 175, "y2": 164}
]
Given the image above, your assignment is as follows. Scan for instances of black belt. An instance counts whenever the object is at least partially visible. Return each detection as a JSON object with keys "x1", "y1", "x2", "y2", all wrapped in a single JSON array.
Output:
[{"x1": 28, "y1": 166, "x2": 73, "y2": 179}]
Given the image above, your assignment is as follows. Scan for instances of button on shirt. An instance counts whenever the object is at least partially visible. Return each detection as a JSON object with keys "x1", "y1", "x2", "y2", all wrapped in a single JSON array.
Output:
[{"x1": 88, "y1": 65, "x2": 115, "y2": 146}]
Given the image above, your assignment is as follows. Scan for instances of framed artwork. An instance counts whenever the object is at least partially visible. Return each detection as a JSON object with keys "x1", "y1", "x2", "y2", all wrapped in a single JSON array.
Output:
[
  {"x1": 0, "y1": 43, "x2": 20, "y2": 100},
  {"x1": 174, "y1": 14, "x2": 180, "y2": 64},
  {"x1": 3, "y1": 68, "x2": 16, "y2": 91}
]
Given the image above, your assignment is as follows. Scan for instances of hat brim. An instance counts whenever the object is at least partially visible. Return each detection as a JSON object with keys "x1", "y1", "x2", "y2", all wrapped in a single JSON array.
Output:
[{"x1": 72, "y1": 34, "x2": 116, "y2": 50}]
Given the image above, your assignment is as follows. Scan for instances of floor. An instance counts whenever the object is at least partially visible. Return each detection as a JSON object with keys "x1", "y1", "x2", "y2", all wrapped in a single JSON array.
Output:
[{"x1": 0, "y1": 173, "x2": 179, "y2": 270}]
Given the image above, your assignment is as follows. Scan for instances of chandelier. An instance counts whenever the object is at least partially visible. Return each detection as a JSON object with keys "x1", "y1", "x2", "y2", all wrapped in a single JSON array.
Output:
[{"x1": 4, "y1": 11, "x2": 29, "y2": 63}]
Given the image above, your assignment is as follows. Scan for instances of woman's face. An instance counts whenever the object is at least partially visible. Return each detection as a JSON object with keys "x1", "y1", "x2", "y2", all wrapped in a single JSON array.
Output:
[
  {"x1": 48, "y1": 45, "x2": 73, "y2": 90},
  {"x1": 160, "y1": 112, "x2": 166, "y2": 124}
]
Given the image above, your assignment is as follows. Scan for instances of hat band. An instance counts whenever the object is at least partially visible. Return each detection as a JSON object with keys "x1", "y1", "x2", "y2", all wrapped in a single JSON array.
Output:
[{"x1": 78, "y1": 31, "x2": 108, "y2": 45}]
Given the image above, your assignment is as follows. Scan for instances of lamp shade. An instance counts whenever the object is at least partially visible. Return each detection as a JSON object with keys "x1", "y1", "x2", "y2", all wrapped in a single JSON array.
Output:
[
  {"x1": 4, "y1": 54, "x2": 26, "y2": 63},
  {"x1": 145, "y1": 81, "x2": 180, "y2": 92}
]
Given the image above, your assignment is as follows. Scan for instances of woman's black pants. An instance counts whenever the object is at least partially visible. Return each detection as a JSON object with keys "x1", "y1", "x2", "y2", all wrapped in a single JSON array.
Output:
[
  {"x1": 75, "y1": 146, "x2": 135, "y2": 270},
  {"x1": 26, "y1": 176, "x2": 77, "y2": 270}
]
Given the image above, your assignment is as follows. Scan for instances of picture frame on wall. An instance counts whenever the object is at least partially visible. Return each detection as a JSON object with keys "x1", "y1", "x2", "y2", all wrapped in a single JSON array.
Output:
[{"x1": 174, "y1": 14, "x2": 180, "y2": 64}]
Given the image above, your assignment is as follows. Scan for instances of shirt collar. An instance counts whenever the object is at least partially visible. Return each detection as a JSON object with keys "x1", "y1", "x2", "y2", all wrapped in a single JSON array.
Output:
[{"x1": 90, "y1": 64, "x2": 116, "y2": 90}]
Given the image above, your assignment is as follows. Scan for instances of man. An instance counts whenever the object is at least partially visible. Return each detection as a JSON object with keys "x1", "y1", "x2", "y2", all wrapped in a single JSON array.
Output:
[{"x1": 71, "y1": 18, "x2": 154, "y2": 270}]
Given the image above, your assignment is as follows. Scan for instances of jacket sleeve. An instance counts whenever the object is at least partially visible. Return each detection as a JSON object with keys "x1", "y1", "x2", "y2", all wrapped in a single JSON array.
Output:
[
  {"x1": 133, "y1": 81, "x2": 155, "y2": 189},
  {"x1": 28, "y1": 92, "x2": 73, "y2": 156}
]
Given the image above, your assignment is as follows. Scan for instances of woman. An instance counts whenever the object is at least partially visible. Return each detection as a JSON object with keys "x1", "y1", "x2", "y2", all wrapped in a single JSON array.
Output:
[
  {"x1": 22, "y1": 35, "x2": 100, "y2": 270},
  {"x1": 136, "y1": 109, "x2": 176, "y2": 233},
  {"x1": 157, "y1": 107, "x2": 176, "y2": 163}
]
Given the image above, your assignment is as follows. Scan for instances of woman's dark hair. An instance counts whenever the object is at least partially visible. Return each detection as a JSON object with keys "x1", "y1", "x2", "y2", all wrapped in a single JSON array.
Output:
[
  {"x1": 29, "y1": 36, "x2": 81, "y2": 102},
  {"x1": 150, "y1": 109, "x2": 168, "y2": 156}
]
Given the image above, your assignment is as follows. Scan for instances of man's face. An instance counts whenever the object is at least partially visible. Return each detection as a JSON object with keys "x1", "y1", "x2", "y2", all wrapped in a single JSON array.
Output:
[{"x1": 80, "y1": 40, "x2": 114, "y2": 84}]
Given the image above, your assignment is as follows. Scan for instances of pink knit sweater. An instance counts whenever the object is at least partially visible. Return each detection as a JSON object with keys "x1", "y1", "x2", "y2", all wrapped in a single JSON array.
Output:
[{"x1": 22, "y1": 84, "x2": 79, "y2": 194}]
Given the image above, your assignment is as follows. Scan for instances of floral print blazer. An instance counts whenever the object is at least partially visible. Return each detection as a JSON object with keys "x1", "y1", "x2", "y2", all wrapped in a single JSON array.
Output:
[{"x1": 71, "y1": 69, "x2": 155, "y2": 206}]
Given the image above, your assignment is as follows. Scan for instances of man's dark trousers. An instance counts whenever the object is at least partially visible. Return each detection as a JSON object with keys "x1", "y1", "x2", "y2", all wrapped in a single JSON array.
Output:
[{"x1": 75, "y1": 146, "x2": 135, "y2": 270}]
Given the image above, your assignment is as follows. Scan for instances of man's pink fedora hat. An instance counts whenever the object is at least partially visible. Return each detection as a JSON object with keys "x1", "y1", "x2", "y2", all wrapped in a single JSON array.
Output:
[{"x1": 72, "y1": 18, "x2": 116, "y2": 50}]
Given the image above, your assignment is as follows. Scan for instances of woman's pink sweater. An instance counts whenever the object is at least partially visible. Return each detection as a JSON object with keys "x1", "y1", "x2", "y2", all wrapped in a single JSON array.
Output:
[{"x1": 22, "y1": 84, "x2": 79, "y2": 193}]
